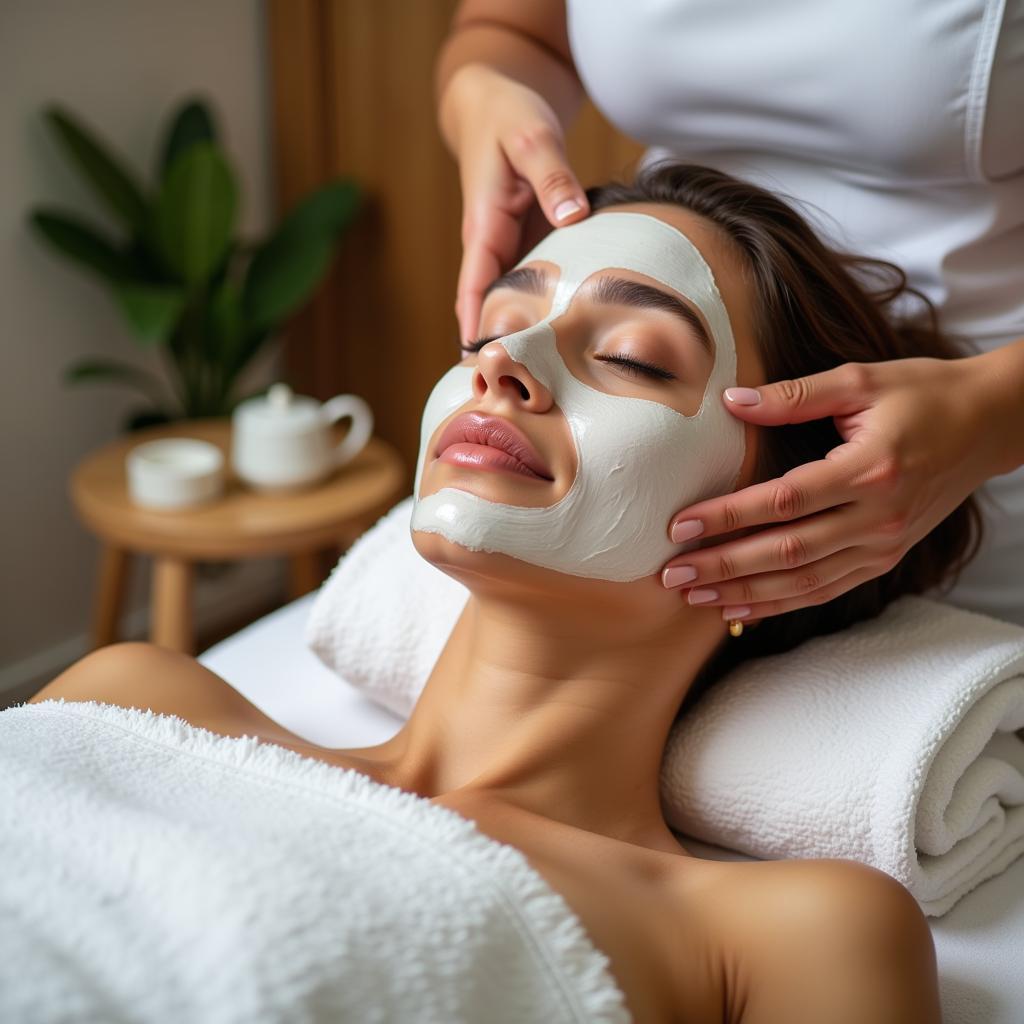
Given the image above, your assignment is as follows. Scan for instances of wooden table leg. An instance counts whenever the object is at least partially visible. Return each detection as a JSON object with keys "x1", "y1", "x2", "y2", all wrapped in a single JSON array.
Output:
[
  {"x1": 93, "y1": 544, "x2": 130, "y2": 649},
  {"x1": 151, "y1": 557, "x2": 194, "y2": 653},
  {"x1": 288, "y1": 549, "x2": 324, "y2": 599}
]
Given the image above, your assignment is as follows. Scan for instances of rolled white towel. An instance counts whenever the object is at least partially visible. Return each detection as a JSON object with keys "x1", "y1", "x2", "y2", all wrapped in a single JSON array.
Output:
[
  {"x1": 660, "y1": 595, "x2": 1024, "y2": 916},
  {"x1": 306, "y1": 495, "x2": 1024, "y2": 915}
]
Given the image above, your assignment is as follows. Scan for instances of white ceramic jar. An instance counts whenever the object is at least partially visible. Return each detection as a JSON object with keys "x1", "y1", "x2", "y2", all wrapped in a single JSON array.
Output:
[{"x1": 126, "y1": 438, "x2": 225, "y2": 509}]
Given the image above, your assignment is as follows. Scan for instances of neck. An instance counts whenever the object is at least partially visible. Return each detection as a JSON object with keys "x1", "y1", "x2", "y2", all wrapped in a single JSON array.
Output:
[{"x1": 381, "y1": 578, "x2": 727, "y2": 848}]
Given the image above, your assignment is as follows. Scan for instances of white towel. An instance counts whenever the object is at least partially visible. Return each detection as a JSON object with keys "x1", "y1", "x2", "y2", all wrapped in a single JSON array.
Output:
[
  {"x1": 306, "y1": 495, "x2": 470, "y2": 719},
  {"x1": 661, "y1": 596, "x2": 1024, "y2": 917},
  {"x1": 0, "y1": 700, "x2": 631, "y2": 1024},
  {"x1": 306, "y1": 495, "x2": 1024, "y2": 915}
]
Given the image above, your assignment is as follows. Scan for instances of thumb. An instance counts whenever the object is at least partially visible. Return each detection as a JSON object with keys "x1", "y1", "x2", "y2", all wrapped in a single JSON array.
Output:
[
  {"x1": 722, "y1": 364, "x2": 872, "y2": 425},
  {"x1": 503, "y1": 124, "x2": 589, "y2": 228}
]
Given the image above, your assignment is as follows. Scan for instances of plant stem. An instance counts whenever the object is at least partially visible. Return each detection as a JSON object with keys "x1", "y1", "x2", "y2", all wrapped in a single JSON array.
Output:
[{"x1": 160, "y1": 336, "x2": 188, "y2": 417}]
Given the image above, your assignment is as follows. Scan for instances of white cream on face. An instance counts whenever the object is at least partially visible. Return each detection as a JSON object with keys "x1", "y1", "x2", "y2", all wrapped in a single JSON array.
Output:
[{"x1": 410, "y1": 211, "x2": 746, "y2": 582}]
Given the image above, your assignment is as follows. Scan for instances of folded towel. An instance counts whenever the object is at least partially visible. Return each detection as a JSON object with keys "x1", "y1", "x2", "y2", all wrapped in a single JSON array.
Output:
[
  {"x1": 306, "y1": 495, "x2": 470, "y2": 719},
  {"x1": 662, "y1": 596, "x2": 1024, "y2": 916},
  {"x1": 0, "y1": 700, "x2": 631, "y2": 1024},
  {"x1": 306, "y1": 495, "x2": 1024, "y2": 915}
]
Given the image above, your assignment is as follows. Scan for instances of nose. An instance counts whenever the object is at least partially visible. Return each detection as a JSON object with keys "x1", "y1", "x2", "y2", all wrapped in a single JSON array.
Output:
[{"x1": 472, "y1": 338, "x2": 554, "y2": 412}]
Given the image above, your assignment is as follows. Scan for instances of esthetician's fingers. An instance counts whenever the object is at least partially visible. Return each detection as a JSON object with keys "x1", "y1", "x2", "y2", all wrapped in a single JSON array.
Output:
[
  {"x1": 449, "y1": 67, "x2": 588, "y2": 344},
  {"x1": 456, "y1": 118, "x2": 588, "y2": 341},
  {"x1": 719, "y1": 362, "x2": 880, "y2": 427},
  {"x1": 498, "y1": 117, "x2": 589, "y2": 232},
  {"x1": 455, "y1": 141, "x2": 539, "y2": 344},
  {"x1": 661, "y1": 504, "x2": 867, "y2": 592},
  {"x1": 667, "y1": 363, "x2": 883, "y2": 542},
  {"x1": 716, "y1": 562, "x2": 889, "y2": 624},
  {"x1": 663, "y1": 351, "x2": 1006, "y2": 623},
  {"x1": 667, "y1": 451, "x2": 865, "y2": 548},
  {"x1": 671, "y1": 544, "x2": 892, "y2": 612},
  {"x1": 456, "y1": 200, "x2": 528, "y2": 346}
]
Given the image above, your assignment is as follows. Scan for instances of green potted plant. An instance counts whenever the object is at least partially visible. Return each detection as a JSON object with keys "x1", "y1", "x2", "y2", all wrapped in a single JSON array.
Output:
[{"x1": 27, "y1": 96, "x2": 360, "y2": 433}]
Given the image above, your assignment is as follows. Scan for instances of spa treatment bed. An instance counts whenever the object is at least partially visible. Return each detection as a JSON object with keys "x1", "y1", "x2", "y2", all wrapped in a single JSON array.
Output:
[{"x1": 197, "y1": 590, "x2": 1024, "y2": 1024}]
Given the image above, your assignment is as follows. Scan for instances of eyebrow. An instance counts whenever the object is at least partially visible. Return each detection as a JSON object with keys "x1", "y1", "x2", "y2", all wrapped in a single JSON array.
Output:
[
  {"x1": 482, "y1": 266, "x2": 714, "y2": 355},
  {"x1": 590, "y1": 276, "x2": 714, "y2": 356},
  {"x1": 482, "y1": 266, "x2": 548, "y2": 301}
]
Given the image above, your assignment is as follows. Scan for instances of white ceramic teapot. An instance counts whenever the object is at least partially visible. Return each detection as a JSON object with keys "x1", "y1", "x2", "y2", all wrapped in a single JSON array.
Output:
[{"x1": 231, "y1": 383, "x2": 374, "y2": 491}]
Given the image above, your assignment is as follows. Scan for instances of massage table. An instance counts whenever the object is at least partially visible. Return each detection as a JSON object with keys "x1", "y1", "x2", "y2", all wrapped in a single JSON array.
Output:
[{"x1": 198, "y1": 592, "x2": 1024, "y2": 1024}]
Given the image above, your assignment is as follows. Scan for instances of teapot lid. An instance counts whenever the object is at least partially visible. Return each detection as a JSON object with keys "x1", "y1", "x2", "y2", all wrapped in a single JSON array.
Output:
[{"x1": 234, "y1": 382, "x2": 321, "y2": 435}]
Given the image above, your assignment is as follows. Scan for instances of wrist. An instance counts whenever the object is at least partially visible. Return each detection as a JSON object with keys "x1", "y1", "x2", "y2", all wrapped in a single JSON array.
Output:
[
  {"x1": 435, "y1": 22, "x2": 582, "y2": 146},
  {"x1": 437, "y1": 62, "x2": 496, "y2": 155},
  {"x1": 965, "y1": 337, "x2": 1024, "y2": 477}
]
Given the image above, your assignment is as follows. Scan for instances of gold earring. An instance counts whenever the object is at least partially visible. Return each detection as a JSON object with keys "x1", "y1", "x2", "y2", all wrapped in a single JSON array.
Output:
[{"x1": 728, "y1": 618, "x2": 744, "y2": 637}]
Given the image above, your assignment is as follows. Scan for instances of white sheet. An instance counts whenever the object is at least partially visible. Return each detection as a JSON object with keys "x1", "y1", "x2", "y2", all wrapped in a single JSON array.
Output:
[{"x1": 199, "y1": 593, "x2": 1024, "y2": 1024}]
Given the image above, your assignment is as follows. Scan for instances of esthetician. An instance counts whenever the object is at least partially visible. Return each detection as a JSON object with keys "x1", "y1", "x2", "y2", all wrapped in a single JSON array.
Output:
[{"x1": 435, "y1": 1, "x2": 1024, "y2": 628}]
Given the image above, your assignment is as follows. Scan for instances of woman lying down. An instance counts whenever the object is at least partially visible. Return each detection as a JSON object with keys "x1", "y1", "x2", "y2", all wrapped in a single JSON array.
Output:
[{"x1": 8, "y1": 163, "x2": 981, "y2": 1023}]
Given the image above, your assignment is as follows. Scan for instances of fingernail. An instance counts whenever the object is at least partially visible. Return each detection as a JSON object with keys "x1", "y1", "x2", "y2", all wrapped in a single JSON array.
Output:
[
  {"x1": 662, "y1": 565, "x2": 698, "y2": 588},
  {"x1": 554, "y1": 199, "x2": 581, "y2": 222},
  {"x1": 722, "y1": 605, "x2": 751, "y2": 619},
  {"x1": 671, "y1": 519, "x2": 704, "y2": 543},
  {"x1": 724, "y1": 387, "x2": 761, "y2": 405},
  {"x1": 688, "y1": 588, "x2": 719, "y2": 605}
]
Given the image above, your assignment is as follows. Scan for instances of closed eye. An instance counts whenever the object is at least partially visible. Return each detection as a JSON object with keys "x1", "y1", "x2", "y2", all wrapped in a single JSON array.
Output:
[
  {"x1": 593, "y1": 354, "x2": 676, "y2": 381},
  {"x1": 459, "y1": 336, "x2": 676, "y2": 382},
  {"x1": 459, "y1": 335, "x2": 501, "y2": 353}
]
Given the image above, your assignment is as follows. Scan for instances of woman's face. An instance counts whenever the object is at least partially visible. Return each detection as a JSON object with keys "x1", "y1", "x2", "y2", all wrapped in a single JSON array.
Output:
[{"x1": 412, "y1": 202, "x2": 764, "y2": 590}]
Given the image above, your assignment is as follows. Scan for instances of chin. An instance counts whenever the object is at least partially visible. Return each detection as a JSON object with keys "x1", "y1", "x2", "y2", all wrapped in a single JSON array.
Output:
[
  {"x1": 409, "y1": 526, "x2": 666, "y2": 616},
  {"x1": 410, "y1": 527, "x2": 552, "y2": 594}
]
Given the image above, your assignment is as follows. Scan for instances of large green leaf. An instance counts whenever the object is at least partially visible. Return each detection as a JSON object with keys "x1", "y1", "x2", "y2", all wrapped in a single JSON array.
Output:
[
  {"x1": 44, "y1": 106, "x2": 148, "y2": 234},
  {"x1": 275, "y1": 178, "x2": 360, "y2": 239},
  {"x1": 110, "y1": 281, "x2": 187, "y2": 345},
  {"x1": 241, "y1": 230, "x2": 334, "y2": 335},
  {"x1": 64, "y1": 357, "x2": 169, "y2": 406},
  {"x1": 28, "y1": 208, "x2": 135, "y2": 282},
  {"x1": 225, "y1": 327, "x2": 272, "y2": 385},
  {"x1": 153, "y1": 142, "x2": 237, "y2": 285},
  {"x1": 158, "y1": 98, "x2": 217, "y2": 181},
  {"x1": 240, "y1": 178, "x2": 360, "y2": 333}
]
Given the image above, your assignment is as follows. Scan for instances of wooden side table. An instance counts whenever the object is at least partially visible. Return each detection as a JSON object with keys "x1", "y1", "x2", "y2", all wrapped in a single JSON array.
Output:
[{"x1": 70, "y1": 417, "x2": 406, "y2": 654}]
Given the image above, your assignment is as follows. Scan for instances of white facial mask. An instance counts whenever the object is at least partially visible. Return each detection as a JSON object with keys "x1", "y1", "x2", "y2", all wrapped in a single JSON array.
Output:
[{"x1": 411, "y1": 211, "x2": 746, "y2": 582}]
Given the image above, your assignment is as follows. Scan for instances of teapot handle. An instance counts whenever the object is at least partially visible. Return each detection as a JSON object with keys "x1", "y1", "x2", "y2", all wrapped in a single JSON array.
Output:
[{"x1": 321, "y1": 395, "x2": 374, "y2": 468}]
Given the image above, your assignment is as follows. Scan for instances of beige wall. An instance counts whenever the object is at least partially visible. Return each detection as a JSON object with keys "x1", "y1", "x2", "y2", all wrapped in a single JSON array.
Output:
[{"x1": 0, "y1": 0, "x2": 282, "y2": 701}]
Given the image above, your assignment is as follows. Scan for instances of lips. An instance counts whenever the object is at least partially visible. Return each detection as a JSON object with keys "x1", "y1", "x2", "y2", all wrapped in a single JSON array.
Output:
[{"x1": 434, "y1": 411, "x2": 554, "y2": 481}]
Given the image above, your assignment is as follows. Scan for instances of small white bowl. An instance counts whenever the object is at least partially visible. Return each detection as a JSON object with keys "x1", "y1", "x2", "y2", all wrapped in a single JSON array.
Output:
[{"x1": 126, "y1": 438, "x2": 225, "y2": 509}]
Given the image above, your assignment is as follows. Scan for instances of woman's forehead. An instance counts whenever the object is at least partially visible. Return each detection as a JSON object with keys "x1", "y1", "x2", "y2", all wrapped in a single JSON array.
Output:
[
  {"x1": 519, "y1": 204, "x2": 729, "y2": 278},
  {"x1": 498, "y1": 204, "x2": 759, "y2": 386},
  {"x1": 511, "y1": 211, "x2": 724, "y2": 320}
]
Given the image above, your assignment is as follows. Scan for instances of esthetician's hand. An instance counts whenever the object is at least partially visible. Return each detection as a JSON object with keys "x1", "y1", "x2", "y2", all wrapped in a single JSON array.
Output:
[
  {"x1": 660, "y1": 349, "x2": 1024, "y2": 625},
  {"x1": 441, "y1": 63, "x2": 590, "y2": 345}
]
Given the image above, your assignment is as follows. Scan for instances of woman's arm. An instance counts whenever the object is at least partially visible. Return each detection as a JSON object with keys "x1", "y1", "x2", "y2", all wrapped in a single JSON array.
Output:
[
  {"x1": 436, "y1": 0, "x2": 583, "y2": 151},
  {"x1": 970, "y1": 335, "x2": 1024, "y2": 477}
]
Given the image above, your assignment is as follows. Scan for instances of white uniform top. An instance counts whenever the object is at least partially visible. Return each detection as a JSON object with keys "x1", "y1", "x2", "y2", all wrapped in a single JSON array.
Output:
[{"x1": 567, "y1": 0, "x2": 1024, "y2": 625}]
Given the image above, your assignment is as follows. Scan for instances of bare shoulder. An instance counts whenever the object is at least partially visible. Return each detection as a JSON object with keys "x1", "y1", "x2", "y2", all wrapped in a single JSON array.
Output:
[
  {"x1": 671, "y1": 856, "x2": 941, "y2": 1024},
  {"x1": 27, "y1": 642, "x2": 292, "y2": 742}
]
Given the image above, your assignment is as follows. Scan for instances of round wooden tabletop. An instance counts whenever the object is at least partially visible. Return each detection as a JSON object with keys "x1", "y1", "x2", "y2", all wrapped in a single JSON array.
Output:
[{"x1": 70, "y1": 418, "x2": 408, "y2": 559}]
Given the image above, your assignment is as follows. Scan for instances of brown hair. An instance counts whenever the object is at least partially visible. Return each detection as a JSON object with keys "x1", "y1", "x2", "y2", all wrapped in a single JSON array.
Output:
[{"x1": 585, "y1": 162, "x2": 984, "y2": 716}]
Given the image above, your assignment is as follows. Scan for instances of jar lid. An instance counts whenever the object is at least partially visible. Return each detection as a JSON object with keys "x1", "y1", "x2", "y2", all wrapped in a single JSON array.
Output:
[{"x1": 234, "y1": 383, "x2": 321, "y2": 436}]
